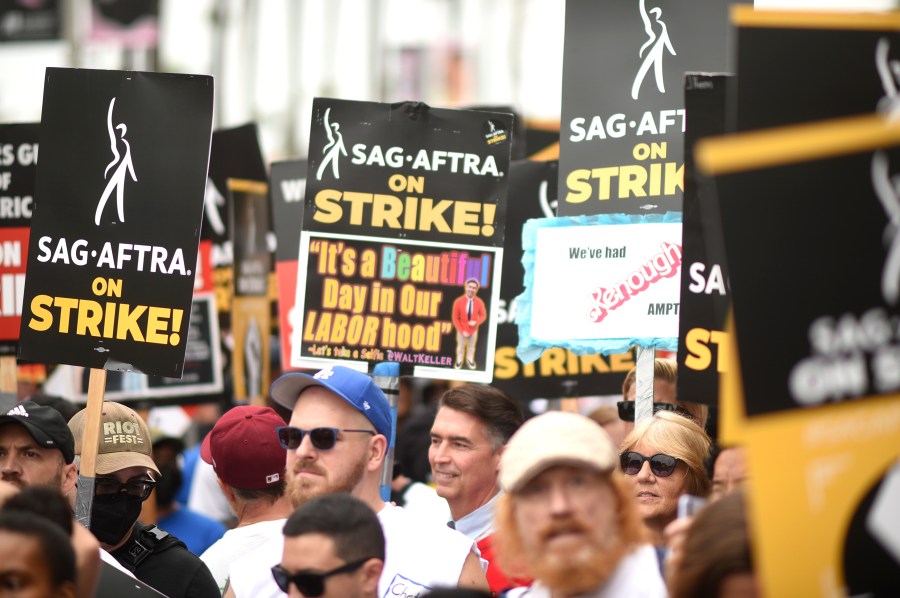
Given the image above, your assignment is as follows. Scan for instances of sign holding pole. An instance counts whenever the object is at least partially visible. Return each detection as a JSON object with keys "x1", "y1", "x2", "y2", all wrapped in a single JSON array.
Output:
[
  {"x1": 634, "y1": 346, "x2": 655, "y2": 426},
  {"x1": 0, "y1": 358, "x2": 15, "y2": 395},
  {"x1": 75, "y1": 368, "x2": 106, "y2": 528}
]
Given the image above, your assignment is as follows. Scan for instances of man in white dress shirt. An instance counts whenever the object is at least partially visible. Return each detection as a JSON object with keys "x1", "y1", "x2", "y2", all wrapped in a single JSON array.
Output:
[{"x1": 429, "y1": 383, "x2": 524, "y2": 592}]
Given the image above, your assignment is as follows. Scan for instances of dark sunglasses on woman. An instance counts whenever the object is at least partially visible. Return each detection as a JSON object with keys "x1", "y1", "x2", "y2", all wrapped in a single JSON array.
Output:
[{"x1": 619, "y1": 451, "x2": 680, "y2": 477}]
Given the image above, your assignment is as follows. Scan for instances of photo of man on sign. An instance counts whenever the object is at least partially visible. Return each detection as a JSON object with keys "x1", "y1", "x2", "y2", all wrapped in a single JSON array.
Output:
[{"x1": 453, "y1": 278, "x2": 486, "y2": 369}]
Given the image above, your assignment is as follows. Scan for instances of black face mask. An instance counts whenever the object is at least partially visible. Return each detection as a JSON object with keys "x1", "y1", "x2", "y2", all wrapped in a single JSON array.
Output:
[{"x1": 90, "y1": 492, "x2": 143, "y2": 546}]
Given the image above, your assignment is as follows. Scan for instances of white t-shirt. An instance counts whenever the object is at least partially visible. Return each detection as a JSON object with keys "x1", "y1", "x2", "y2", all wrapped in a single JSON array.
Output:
[
  {"x1": 504, "y1": 544, "x2": 667, "y2": 598},
  {"x1": 200, "y1": 518, "x2": 286, "y2": 593},
  {"x1": 228, "y1": 502, "x2": 475, "y2": 598},
  {"x1": 376, "y1": 503, "x2": 473, "y2": 596},
  {"x1": 399, "y1": 481, "x2": 451, "y2": 525}
]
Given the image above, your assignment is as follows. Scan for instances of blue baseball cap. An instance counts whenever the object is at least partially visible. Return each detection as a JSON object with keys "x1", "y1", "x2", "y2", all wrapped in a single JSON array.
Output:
[{"x1": 270, "y1": 366, "x2": 392, "y2": 442}]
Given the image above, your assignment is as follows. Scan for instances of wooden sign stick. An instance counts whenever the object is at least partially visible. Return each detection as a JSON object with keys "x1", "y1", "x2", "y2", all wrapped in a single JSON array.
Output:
[
  {"x1": 0, "y1": 356, "x2": 16, "y2": 395},
  {"x1": 74, "y1": 368, "x2": 106, "y2": 529}
]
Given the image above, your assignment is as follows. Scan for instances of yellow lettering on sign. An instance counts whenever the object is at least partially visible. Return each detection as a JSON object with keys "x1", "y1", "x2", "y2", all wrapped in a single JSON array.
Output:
[
  {"x1": 26, "y1": 295, "x2": 184, "y2": 346},
  {"x1": 564, "y1": 162, "x2": 684, "y2": 202},
  {"x1": 312, "y1": 188, "x2": 497, "y2": 238},
  {"x1": 684, "y1": 327, "x2": 730, "y2": 373}
]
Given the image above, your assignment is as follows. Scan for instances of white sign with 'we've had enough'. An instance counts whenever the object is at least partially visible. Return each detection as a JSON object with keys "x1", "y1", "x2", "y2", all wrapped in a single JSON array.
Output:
[{"x1": 528, "y1": 220, "x2": 682, "y2": 345}]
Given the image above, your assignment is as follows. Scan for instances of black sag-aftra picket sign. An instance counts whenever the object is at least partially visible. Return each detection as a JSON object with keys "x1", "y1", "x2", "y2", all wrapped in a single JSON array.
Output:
[
  {"x1": 304, "y1": 99, "x2": 512, "y2": 248},
  {"x1": 558, "y1": 0, "x2": 748, "y2": 216},
  {"x1": 18, "y1": 68, "x2": 214, "y2": 378},
  {"x1": 0, "y1": 122, "x2": 39, "y2": 354},
  {"x1": 270, "y1": 159, "x2": 307, "y2": 372},
  {"x1": 698, "y1": 116, "x2": 900, "y2": 416},
  {"x1": 733, "y1": 8, "x2": 900, "y2": 132},
  {"x1": 675, "y1": 73, "x2": 732, "y2": 407},
  {"x1": 294, "y1": 98, "x2": 512, "y2": 381}
]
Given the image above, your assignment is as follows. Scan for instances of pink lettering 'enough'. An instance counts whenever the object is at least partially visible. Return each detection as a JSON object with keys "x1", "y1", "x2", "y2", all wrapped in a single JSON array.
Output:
[{"x1": 587, "y1": 242, "x2": 682, "y2": 323}]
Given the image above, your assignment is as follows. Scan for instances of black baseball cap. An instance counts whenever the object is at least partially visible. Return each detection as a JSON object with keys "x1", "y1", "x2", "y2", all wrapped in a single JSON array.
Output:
[{"x1": 0, "y1": 401, "x2": 76, "y2": 464}]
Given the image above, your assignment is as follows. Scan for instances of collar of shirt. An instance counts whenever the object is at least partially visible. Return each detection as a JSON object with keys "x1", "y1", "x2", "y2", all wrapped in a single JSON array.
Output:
[{"x1": 452, "y1": 491, "x2": 501, "y2": 541}]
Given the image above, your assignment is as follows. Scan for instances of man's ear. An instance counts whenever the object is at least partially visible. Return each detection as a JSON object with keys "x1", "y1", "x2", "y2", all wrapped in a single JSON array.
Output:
[
  {"x1": 366, "y1": 435, "x2": 388, "y2": 472},
  {"x1": 360, "y1": 558, "x2": 383, "y2": 595},
  {"x1": 493, "y1": 444, "x2": 506, "y2": 473},
  {"x1": 61, "y1": 462, "x2": 78, "y2": 497}
]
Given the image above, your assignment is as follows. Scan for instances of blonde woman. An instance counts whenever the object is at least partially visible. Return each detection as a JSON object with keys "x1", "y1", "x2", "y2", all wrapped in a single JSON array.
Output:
[{"x1": 619, "y1": 410, "x2": 711, "y2": 548}]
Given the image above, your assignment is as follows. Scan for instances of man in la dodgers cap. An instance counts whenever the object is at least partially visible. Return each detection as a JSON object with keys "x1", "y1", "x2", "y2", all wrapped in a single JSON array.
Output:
[{"x1": 226, "y1": 365, "x2": 489, "y2": 598}]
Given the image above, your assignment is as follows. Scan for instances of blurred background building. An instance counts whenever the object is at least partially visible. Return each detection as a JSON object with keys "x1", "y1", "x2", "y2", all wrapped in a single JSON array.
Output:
[{"x1": 0, "y1": 0, "x2": 565, "y2": 162}]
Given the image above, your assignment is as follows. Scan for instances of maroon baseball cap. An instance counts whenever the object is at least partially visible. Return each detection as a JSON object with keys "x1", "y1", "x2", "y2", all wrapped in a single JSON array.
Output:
[{"x1": 200, "y1": 406, "x2": 286, "y2": 490}]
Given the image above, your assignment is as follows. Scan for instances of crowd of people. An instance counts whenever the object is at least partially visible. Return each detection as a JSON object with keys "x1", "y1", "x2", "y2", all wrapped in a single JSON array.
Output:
[{"x1": 0, "y1": 358, "x2": 754, "y2": 597}]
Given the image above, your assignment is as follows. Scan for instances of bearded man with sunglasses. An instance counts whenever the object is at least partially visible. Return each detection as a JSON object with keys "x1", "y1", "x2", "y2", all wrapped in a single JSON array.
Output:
[
  {"x1": 226, "y1": 365, "x2": 488, "y2": 598},
  {"x1": 69, "y1": 401, "x2": 219, "y2": 598},
  {"x1": 493, "y1": 411, "x2": 666, "y2": 597}
]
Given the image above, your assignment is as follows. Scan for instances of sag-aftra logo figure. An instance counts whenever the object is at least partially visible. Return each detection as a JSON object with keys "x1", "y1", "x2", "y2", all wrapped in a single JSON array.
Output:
[
  {"x1": 316, "y1": 107, "x2": 347, "y2": 181},
  {"x1": 95, "y1": 97, "x2": 137, "y2": 225},
  {"x1": 871, "y1": 151, "x2": 900, "y2": 306},
  {"x1": 631, "y1": 0, "x2": 676, "y2": 101}
]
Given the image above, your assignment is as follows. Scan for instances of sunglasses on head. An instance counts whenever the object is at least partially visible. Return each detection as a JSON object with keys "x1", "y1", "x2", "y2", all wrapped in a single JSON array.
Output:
[
  {"x1": 620, "y1": 451, "x2": 680, "y2": 477},
  {"x1": 275, "y1": 426, "x2": 375, "y2": 451},
  {"x1": 616, "y1": 400, "x2": 692, "y2": 422},
  {"x1": 271, "y1": 558, "x2": 369, "y2": 596},
  {"x1": 94, "y1": 477, "x2": 156, "y2": 502}
]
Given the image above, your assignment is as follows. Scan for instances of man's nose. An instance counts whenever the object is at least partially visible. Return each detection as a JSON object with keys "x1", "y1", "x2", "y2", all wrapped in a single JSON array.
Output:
[
  {"x1": 293, "y1": 433, "x2": 318, "y2": 460},
  {"x1": 431, "y1": 442, "x2": 450, "y2": 463},
  {"x1": 0, "y1": 454, "x2": 20, "y2": 474},
  {"x1": 548, "y1": 484, "x2": 574, "y2": 516}
]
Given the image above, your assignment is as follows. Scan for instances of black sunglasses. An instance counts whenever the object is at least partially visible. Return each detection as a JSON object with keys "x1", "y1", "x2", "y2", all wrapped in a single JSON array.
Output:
[
  {"x1": 275, "y1": 426, "x2": 375, "y2": 451},
  {"x1": 94, "y1": 477, "x2": 156, "y2": 502},
  {"x1": 620, "y1": 451, "x2": 680, "y2": 477},
  {"x1": 271, "y1": 558, "x2": 369, "y2": 596},
  {"x1": 616, "y1": 400, "x2": 692, "y2": 422}
]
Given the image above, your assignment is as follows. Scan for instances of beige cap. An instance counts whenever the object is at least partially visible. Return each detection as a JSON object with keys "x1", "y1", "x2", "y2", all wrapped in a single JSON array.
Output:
[
  {"x1": 69, "y1": 402, "x2": 160, "y2": 477},
  {"x1": 499, "y1": 411, "x2": 617, "y2": 493}
]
